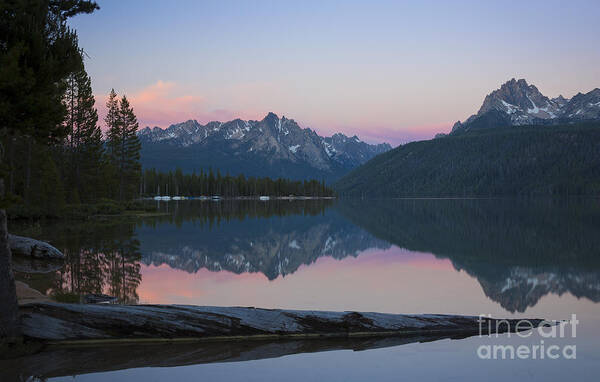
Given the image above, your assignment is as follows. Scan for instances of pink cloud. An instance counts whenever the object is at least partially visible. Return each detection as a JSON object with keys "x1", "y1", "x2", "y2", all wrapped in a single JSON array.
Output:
[{"x1": 95, "y1": 81, "x2": 251, "y2": 132}]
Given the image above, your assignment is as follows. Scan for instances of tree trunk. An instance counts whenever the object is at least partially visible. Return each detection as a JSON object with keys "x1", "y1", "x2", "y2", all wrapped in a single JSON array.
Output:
[
  {"x1": 8, "y1": 137, "x2": 15, "y2": 195},
  {"x1": 24, "y1": 138, "x2": 32, "y2": 204},
  {"x1": 0, "y1": 207, "x2": 20, "y2": 344}
]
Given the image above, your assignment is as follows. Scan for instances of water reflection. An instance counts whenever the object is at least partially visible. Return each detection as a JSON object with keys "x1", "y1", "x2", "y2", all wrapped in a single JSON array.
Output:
[
  {"x1": 337, "y1": 198, "x2": 600, "y2": 312},
  {"x1": 12, "y1": 198, "x2": 600, "y2": 312},
  {"x1": 138, "y1": 200, "x2": 388, "y2": 279},
  {"x1": 0, "y1": 333, "x2": 473, "y2": 380},
  {"x1": 15, "y1": 222, "x2": 142, "y2": 304}
]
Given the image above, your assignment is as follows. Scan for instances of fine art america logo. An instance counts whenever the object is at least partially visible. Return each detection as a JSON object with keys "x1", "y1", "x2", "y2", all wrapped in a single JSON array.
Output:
[{"x1": 476, "y1": 314, "x2": 578, "y2": 360}]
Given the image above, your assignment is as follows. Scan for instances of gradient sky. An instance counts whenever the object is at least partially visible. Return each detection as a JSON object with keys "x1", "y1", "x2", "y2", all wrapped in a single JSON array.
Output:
[{"x1": 70, "y1": 0, "x2": 600, "y2": 145}]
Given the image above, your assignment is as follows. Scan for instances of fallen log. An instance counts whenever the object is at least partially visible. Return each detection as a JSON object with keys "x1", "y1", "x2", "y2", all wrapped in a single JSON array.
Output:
[
  {"x1": 19, "y1": 302, "x2": 547, "y2": 342},
  {"x1": 8, "y1": 235, "x2": 64, "y2": 259}
]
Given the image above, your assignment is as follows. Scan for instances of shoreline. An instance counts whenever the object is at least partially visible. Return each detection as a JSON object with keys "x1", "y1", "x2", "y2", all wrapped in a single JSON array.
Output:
[{"x1": 143, "y1": 195, "x2": 337, "y2": 201}]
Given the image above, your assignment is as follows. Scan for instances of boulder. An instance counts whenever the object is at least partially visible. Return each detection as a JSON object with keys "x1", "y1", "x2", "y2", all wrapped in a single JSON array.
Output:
[{"x1": 8, "y1": 235, "x2": 64, "y2": 259}]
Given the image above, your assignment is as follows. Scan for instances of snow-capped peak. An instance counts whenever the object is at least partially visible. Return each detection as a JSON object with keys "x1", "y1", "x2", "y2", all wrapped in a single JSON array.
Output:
[{"x1": 452, "y1": 79, "x2": 600, "y2": 132}]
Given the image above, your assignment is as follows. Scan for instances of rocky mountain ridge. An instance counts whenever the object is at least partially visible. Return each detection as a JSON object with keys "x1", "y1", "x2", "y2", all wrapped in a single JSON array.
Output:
[
  {"x1": 451, "y1": 78, "x2": 600, "y2": 133},
  {"x1": 138, "y1": 112, "x2": 391, "y2": 180}
]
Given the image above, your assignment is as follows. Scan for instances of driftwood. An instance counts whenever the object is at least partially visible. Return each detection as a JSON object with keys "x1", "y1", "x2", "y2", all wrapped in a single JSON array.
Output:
[
  {"x1": 8, "y1": 234, "x2": 64, "y2": 259},
  {"x1": 20, "y1": 302, "x2": 546, "y2": 342},
  {"x1": 1, "y1": 302, "x2": 549, "y2": 379}
]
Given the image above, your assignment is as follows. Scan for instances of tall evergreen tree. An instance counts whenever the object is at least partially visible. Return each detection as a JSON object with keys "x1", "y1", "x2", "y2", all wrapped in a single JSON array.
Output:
[
  {"x1": 106, "y1": 93, "x2": 141, "y2": 201},
  {"x1": 0, "y1": 0, "x2": 99, "y2": 344},
  {"x1": 104, "y1": 88, "x2": 119, "y2": 158},
  {"x1": 63, "y1": 66, "x2": 104, "y2": 202},
  {"x1": 0, "y1": 0, "x2": 98, "y2": 204}
]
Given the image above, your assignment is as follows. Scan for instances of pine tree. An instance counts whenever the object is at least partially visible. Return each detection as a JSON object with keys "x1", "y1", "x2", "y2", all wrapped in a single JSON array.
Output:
[
  {"x1": 0, "y1": 0, "x2": 99, "y2": 342},
  {"x1": 75, "y1": 70, "x2": 104, "y2": 201},
  {"x1": 63, "y1": 66, "x2": 104, "y2": 202},
  {"x1": 105, "y1": 89, "x2": 120, "y2": 160},
  {"x1": 105, "y1": 93, "x2": 141, "y2": 201}
]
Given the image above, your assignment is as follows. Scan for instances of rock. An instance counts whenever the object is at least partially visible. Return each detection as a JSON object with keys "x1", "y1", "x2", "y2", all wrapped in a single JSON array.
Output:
[
  {"x1": 8, "y1": 235, "x2": 64, "y2": 259},
  {"x1": 19, "y1": 302, "x2": 548, "y2": 342},
  {"x1": 11, "y1": 256, "x2": 62, "y2": 274},
  {"x1": 15, "y1": 281, "x2": 51, "y2": 305}
]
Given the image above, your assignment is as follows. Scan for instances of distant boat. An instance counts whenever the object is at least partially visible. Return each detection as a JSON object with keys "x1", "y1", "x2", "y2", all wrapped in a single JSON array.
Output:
[
  {"x1": 211, "y1": 196, "x2": 221, "y2": 200},
  {"x1": 172, "y1": 196, "x2": 186, "y2": 200},
  {"x1": 259, "y1": 196, "x2": 270, "y2": 201},
  {"x1": 154, "y1": 196, "x2": 171, "y2": 201}
]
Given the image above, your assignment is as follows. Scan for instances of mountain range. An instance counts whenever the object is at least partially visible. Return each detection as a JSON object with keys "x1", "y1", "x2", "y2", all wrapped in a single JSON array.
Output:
[
  {"x1": 336, "y1": 78, "x2": 600, "y2": 196},
  {"x1": 138, "y1": 112, "x2": 391, "y2": 181},
  {"x1": 450, "y1": 78, "x2": 600, "y2": 133}
]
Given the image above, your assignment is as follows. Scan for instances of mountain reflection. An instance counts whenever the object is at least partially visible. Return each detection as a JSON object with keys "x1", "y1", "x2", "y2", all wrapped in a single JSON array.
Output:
[
  {"x1": 13, "y1": 198, "x2": 600, "y2": 311},
  {"x1": 337, "y1": 198, "x2": 600, "y2": 312},
  {"x1": 137, "y1": 199, "x2": 390, "y2": 280}
]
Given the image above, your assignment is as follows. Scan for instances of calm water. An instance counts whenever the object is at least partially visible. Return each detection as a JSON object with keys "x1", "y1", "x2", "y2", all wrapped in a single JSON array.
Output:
[{"x1": 7, "y1": 198, "x2": 600, "y2": 381}]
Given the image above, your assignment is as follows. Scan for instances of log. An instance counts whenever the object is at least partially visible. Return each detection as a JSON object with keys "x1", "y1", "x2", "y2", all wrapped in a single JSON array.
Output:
[
  {"x1": 8, "y1": 234, "x2": 64, "y2": 259},
  {"x1": 19, "y1": 302, "x2": 547, "y2": 342}
]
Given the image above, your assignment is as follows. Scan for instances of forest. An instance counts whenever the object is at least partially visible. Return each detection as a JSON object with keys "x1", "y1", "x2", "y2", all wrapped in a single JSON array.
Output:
[
  {"x1": 141, "y1": 168, "x2": 334, "y2": 198},
  {"x1": 1, "y1": 0, "x2": 141, "y2": 217},
  {"x1": 335, "y1": 123, "x2": 600, "y2": 197}
]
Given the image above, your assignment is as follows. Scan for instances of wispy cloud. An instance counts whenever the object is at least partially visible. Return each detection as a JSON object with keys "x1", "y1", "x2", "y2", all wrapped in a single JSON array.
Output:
[{"x1": 96, "y1": 81, "x2": 246, "y2": 130}]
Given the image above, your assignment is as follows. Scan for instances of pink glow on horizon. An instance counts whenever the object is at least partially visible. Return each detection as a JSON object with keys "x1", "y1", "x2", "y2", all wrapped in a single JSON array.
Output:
[
  {"x1": 94, "y1": 80, "x2": 449, "y2": 145},
  {"x1": 136, "y1": 246, "x2": 505, "y2": 315},
  {"x1": 127, "y1": 81, "x2": 261, "y2": 127},
  {"x1": 95, "y1": 81, "x2": 263, "y2": 133}
]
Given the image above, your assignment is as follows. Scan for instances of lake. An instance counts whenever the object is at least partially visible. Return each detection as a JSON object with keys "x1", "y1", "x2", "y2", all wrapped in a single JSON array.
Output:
[{"x1": 6, "y1": 198, "x2": 600, "y2": 381}]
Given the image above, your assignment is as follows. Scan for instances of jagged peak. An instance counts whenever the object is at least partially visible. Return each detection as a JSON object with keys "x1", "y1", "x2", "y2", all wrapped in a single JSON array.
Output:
[
  {"x1": 450, "y1": 79, "x2": 600, "y2": 134},
  {"x1": 496, "y1": 78, "x2": 537, "y2": 93},
  {"x1": 588, "y1": 88, "x2": 600, "y2": 96},
  {"x1": 264, "y1": 112, "x2": 279, "y2": 121}
]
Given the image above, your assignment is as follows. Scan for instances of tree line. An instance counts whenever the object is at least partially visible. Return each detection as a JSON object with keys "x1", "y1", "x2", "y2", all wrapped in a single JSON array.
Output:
[
  {"x1": 142, "y1": 168, "x2": 335, "y2": 197},
  {"x1": 0, "y1": 1, "x2": 141, "y2": 215}
]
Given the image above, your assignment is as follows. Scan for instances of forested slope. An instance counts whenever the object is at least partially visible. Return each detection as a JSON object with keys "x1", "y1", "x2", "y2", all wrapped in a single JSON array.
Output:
[{"x1": 335, "y1": 123, "x2": 600, "y2": 196}]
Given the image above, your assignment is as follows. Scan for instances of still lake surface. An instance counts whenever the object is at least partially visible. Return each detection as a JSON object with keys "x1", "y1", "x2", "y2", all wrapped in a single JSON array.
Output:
[{"x1": 8, "y1": 198, "x2": 600, "y2": 381}]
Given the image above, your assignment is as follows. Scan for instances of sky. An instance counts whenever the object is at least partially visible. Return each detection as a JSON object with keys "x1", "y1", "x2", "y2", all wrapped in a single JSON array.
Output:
[{"x1": 70, "y1": 0, "x2": 600, "y2": 146}]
